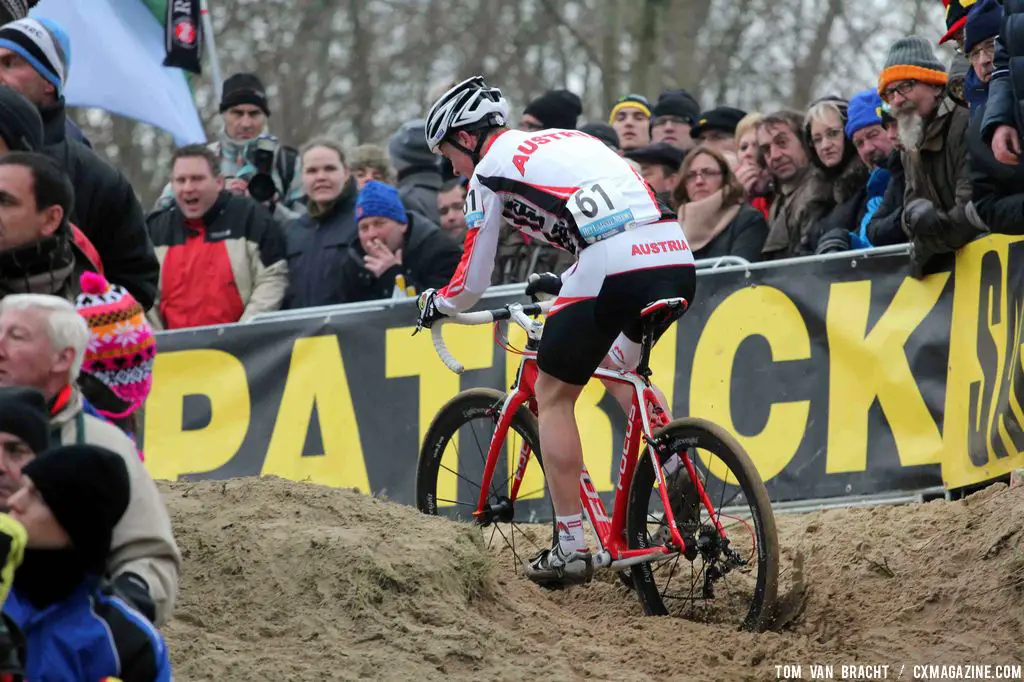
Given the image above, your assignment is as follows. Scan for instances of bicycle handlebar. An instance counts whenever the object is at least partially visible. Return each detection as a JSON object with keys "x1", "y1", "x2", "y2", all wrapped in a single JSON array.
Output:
[{"x1": 429, "y1": 300, "x2": 552, "y2": 374}]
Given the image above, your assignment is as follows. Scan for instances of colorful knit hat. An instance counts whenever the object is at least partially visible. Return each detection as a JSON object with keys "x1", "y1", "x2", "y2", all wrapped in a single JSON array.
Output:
[
  {"x1": 74, "y1": 271, "x2": 156, "y2": 419},
  {"x1": 939, "y1": 0, "x2": 975, "y2": 45},
  {"x1": 877, "y1": 36, "x2": 949, "y2": 98}
]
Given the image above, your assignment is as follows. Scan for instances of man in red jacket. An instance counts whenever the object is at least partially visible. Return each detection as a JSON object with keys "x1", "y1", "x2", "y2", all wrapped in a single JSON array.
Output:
[{"x1": 147, "y1": 145, "x2": 288, "y2": 329}]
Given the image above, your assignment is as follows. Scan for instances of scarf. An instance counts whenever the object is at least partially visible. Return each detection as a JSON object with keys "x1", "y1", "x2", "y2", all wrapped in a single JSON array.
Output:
[
  {"x1": 677, "y1": 189, "x2": 741, "y2": 252},
  {"x1": 0, "y1": 232, "x2": 75, "y2": 297}
]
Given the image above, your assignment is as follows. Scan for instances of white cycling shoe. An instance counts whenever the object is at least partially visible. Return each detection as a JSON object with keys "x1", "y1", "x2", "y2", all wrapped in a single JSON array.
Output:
[{"x1": 523, "y1": 544, "x2": 594, "y2": 587}]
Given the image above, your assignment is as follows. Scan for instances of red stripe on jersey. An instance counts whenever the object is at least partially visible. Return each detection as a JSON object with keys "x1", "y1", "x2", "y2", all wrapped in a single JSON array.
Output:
[
  {"x1": 481, "y1": 129, "x2": 509, "y2": 159},
  {"x1": 521, "y1": 180, "x2": 580, "y2": 199},
  {"x1": 548, "y1": 296, "x2": 594, "y2": 316},
  {"x1": 439, "y1": 227, "x2": 480, "y2": 298}
]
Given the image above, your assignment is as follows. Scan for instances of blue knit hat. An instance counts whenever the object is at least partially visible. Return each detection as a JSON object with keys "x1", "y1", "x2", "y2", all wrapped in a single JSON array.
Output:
[
  {"x1": 0, "y1": 18, "x2": 71, "y2": 95},
  {"x1": 965, "y1": 0, "x2": 1002, "y2": 55},
  {"x1": 356, "y1": 180, "x2": 408, "y2": 224},
  {"x1": 845, "y1": 89, "x2": 885, "y2": 139}
]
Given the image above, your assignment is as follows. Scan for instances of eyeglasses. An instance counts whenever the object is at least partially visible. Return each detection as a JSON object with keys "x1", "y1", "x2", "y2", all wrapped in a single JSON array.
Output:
[
  {"x1": 969, "y1": 38, "x2": 997, "y2": 61},
  {"x1": 881, "y1": 80, "x2": 918, "y2": 103},
  {"x1": 652, "y1": 115, "x2": 690, "y2": 127},
  {"x1": 811, "y1": 127, "x2": 844, "y2": 148},
  {"x1": 684, "y1": 168, "x2": 723, "y2": 182}
]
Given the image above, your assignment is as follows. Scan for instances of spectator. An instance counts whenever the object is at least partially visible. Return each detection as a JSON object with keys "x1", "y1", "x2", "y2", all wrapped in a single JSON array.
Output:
[
  {"x1": 437, "y1": 177, "x2": 468, "y2": 242},
  {"x1": 0, "y1": 85, "x2": 102, "y2": 274},
  {"x1": 982, "y1": 1, "x2": 1024, "y2": 167},
  {"x1": 579, "y1": 121, "x2": 620, "y2": 152},
  {"x1": 389, "y1": 119, "x2": 443, "y2": 224},
  {"x1": 5, "y1": 444, "x2": 172, "y2": 679},
  {"x1": 624, "y1": 142, "x2": 685, "y2": 206},
  {"x1": 804, "y1": 96, "x2": 869, "y2": 250},
  {"x1": 74, "y1": 271, "x2": 155, "y2": 441},
  {"x1": 284, "y1": 138, "x2": 359, "y2": 309},
  {"x1": 650, "y1": 89, "x2": 701, "y2": 152},
  {"x1": 734, "y1": 112, "x2": 772, "y2": 219},
  {"x1": 690, "y1": 106, "x2": 747, "y2": 156},
  {"x1": 963, "y1": 0, "x2": 1002, "y2": 116},
  {"x1": 147, "y1": 145, "x2": 288, "y2": 330},
  {"x1": 673, "y1": 144, "x2": 768, "y2": 261},
  {"x1": 519, "y1": 89, "x2": 582, "y2": 131},
  {"x1": 879, "y1": 36, "x2": 983, "y2": 274},
  {"x1": 968, "y1": 0, "x2": 1024, "y2": 235},
  {"x1": 338, "y1": 181, "x2": 461, "y2": 302},
  {"x1": 608, "y1": 94, "x2": 652, "y2": 151},
  {"x1": 0, "y1": 0, "x2": 87, "y2": 147},
  {"x1": 813, "y1": 90, "x2": 896, "y2": 253},
  {"x1": 349, "y1": 144, "x2": 396, "y2": 189},
  {"x1": 756, "y1": 110, "x2": 834, "y2": 259},
  {"x1": 0, "y1": 152, "x2": 90, "y2": 300},
  {"x1": 0, "y1": 294, "x2": 180, "y2": 625},
  {"x1": 0, "y1": 18, "x2": 160, "y2": 308},
  {"x1": 155, "y1": 73, "x2": 303, "y2": 223}
]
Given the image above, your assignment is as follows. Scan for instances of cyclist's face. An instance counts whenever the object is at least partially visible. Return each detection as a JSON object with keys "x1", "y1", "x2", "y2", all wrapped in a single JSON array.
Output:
[{"x1": 440, "y1": 132, "x2": 477, "y2": 178}]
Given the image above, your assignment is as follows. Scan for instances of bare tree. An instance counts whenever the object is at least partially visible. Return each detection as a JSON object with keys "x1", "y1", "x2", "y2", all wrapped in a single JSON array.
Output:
[{"x1": 73, "y1": 0, "x2": 946, "y2": 208}]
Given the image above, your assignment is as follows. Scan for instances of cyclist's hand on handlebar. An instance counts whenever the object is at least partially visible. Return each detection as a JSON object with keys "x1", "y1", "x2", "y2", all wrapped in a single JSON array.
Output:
[
  {"x1": 416, "y1": 288, "x2": 446, "y2": 329},
  {"x1": 525, "y1": 272, "x2": 562, "y2": 301}
]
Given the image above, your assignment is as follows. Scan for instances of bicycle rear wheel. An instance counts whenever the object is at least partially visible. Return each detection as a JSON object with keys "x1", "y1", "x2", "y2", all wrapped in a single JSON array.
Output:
[
  {"x1": 417, "y1": 388, "x2": 555, "y2": 572},
  {"x1": 625, "y1": 417, "x2": 779, "y2": 631}
]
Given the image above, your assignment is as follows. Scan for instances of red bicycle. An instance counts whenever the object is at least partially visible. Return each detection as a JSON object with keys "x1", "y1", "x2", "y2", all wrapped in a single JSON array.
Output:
[{"x1": 416, "y1": 296, "x2": 779, "y2": 631}]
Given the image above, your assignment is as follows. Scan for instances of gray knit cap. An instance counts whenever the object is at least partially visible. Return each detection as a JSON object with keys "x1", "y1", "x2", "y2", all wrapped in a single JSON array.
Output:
[{"x1": 878, "y1": 36, "x2": 949, "y2": 96}]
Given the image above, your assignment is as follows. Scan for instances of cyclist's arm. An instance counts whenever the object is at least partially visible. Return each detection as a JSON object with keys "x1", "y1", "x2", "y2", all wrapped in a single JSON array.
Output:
[{"x1": 434, "y1": 182, "x2": 501, "y2": 315}]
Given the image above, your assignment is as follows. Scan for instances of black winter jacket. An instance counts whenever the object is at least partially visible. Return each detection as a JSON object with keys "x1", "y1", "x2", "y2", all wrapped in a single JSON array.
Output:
[
  {"x1": 981, "y1": 0, "x2": 1024, "y2": 144},
  {"x1": 40, "y1": 101, "x2": 159, "y2": 309},
  {"x1": 970, "y1": 102, "x2": 1024, "y2": 233},
  {"x1": 338, "y1": 213, "x2": 463, "y2": 303},
  {"x1": 866, "y1": 152, "x2": 909, "y2": 246},
  {"x1": 283, "y1": 177, "x2": 360, "y2": 309}
]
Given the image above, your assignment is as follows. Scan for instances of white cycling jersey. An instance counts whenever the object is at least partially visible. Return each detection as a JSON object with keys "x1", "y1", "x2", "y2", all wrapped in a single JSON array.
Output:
[{"x1": 435, "y1": 128, "x2": 671, "y2": 314}]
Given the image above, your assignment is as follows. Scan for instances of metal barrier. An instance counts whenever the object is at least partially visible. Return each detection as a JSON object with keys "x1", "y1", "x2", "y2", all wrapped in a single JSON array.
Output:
[{"x1": 244, "y1": 246, "x2": 910, "y2": 327}]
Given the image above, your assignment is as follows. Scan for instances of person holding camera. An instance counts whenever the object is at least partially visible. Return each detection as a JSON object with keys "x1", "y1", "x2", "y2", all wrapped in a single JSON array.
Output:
[
  {"x1": 152, "y1": 73, "x2": 303, "y2": 224},
  {"x1": 147, "y1": 145, "x2": 289, "y2": 330}
]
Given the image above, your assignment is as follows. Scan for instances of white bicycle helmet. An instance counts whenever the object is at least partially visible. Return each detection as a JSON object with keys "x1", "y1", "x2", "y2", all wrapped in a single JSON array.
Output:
[{"x1": 425, "y1": 75, "x2": 509, "y2": 155}]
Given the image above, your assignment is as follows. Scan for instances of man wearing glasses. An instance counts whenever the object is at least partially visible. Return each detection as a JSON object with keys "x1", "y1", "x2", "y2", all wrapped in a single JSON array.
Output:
[
  {"x1": 878, "y1": 35, "x2": 983, "y2": 276},
  {"x1": 961, "y1": 0, "x2": 1002, "y2": 116}
]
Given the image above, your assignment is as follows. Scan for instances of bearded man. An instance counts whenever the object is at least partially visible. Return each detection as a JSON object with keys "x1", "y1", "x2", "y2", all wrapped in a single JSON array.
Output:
[{"x1": 877, "y1": 36, "x2": 987, "y2": 275}]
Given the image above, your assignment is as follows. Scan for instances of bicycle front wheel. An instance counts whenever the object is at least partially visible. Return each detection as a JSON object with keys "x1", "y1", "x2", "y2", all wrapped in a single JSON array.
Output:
[
  {"x1": 416, "y1": 388, "x2": 555, "y2": 572},
  {"x1": 625, "y1": 417, "x2": 779, "y2": 631}
]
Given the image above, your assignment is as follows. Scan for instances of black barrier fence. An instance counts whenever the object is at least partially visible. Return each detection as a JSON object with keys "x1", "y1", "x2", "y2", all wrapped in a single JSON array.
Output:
[{"x1": 137, "y1": 236, "x2": 1024, "y2": 507}]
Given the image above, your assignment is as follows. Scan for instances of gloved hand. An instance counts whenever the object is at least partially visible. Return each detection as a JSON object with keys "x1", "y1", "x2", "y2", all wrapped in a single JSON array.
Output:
[
  {"x1": 416, "y1": 288, "x2": 446, "y2": 329},
  {"x1": 525, "y1": 272, "x2": 562, "y2": 301},
  {"x1": 814, "y1": 228, "x2": 851, "y2": 255},
  {"x1": 111, "y1": 572, "x2": 156, "y2": 624},
  {"x1": 0, "y1": 515, "x2": 27, "y2": 681}
]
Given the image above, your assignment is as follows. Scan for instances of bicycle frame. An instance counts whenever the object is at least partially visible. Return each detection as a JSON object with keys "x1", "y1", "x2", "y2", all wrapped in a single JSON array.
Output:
[{"x1": 474, "y1": 348, "x2": 694, "y2": 570}]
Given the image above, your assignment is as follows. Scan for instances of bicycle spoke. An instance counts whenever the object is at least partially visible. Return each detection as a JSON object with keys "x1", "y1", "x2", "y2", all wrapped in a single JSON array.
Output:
[
  {"x1": 435, "y1": 497, "x2": 474, "y2": 507},
  {"x1": 439, "y1": 464, "x2": 482, "y2": 492},
  {"x1": 468, "y1": 419, "x2": 504, "y2": 501}
]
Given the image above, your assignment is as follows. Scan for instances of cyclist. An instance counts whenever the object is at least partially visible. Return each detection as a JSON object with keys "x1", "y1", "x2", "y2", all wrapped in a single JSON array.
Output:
[{"x1": 416, "y1": 76, "x2": 696, "y2": 584}]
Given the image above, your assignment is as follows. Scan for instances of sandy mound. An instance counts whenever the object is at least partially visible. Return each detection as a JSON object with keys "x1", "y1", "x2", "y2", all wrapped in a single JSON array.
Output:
[{"x1": 161, "y1": 478, "x2": 1024, "y2": 681}]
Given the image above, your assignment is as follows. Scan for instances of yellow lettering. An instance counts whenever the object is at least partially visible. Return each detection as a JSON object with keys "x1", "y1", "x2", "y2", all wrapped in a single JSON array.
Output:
[
  {"x1": 387, "y1": 325, "x2": 493, "y2": 504},
  {"x1": 262, "y1": 336, "x2": 370, "y2": 490},
  {"x1": 143, "y1": 350, "x2": 250, "y2": 481},
  {"x1": 690, "y1": 287, "x2": 811, "y2": 482},
  {"x1": 826, "y1": 275, "x2": 949, "y2": 472}
]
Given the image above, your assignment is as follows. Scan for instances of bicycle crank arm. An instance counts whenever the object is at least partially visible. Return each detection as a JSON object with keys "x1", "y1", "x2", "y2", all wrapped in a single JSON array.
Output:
[{"x1": 592, "y1": 550, "x2": 680, "y2": 571}]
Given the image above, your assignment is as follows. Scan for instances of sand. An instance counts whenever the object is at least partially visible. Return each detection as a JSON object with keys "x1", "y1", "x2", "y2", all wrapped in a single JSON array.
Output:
[{"x1": 160, "y1": 478, "x2": 1024, "y2": 681}]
